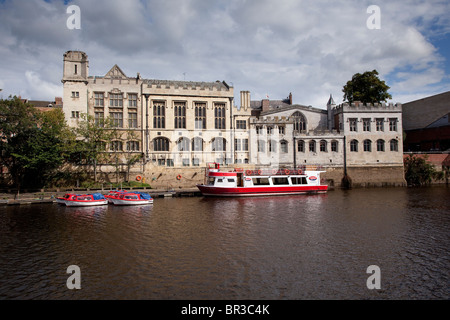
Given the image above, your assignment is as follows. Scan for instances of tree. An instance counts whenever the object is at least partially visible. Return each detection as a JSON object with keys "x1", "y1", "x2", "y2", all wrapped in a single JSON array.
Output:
[
  {"x1": 343, "y1": 70, "x2": 392, "y2": 104},
  {"x1": 404, "y1": 154, "x2": 443, "y2": 186},
  {"x1": 0, "y1": 96, "x2": 70, "y2": 193}
]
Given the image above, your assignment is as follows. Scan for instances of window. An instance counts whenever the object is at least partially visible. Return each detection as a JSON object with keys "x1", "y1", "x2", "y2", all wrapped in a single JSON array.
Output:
[
  {"x1": 195, "y1": 103, "x2": 206, "y2": 129},
  {"x1": 280, "y1": 140, "x2": 288, "y2": 153},
  {"x1": 212, "y1": 137, "x2": 225, "y2": 152},
  {"x1": 291, "y1": 177, "x2": 308, "y2": 185},
  {"x1": 252, "y1": 178, "x2": 270, "y2": 185},
  {"x1": 363, "y1": 118, "x2": 371, "y2": 131},
  {"x1": 267, "y1": 126, "x2": 273, "y2": 135},
  {"x1": 153, "y1": 137, "x2": 169, "y2": 151},
  {"x1": 363, "y1": 139, "x2": 372, "y2": 152},
  {"x1": 278, "y1": 126, "x2": 285, "y2": 135},
  {"x1": 331, "y1": 140, "x2": 338, "y2": 152},
  {"x1": 320, "y1": 140, "x2": 327, "y2": 152},
  {"x1": 71, "y1": 111, "x2": 80, "y2": 118},
  {"x1": 349, "y1": 118, "x2": 357, "y2": 131},
  {"x1": 128, "y1": 94, "x2": 137, "y2": 108},
  {"x1": 269, "y1": 140, "x2": 276, "y2": 153},
  {"x1": 242, "y1": 139, "x2": 248, "y2": 151},
  {"x1": 182, "y1": 158, "x2": 190, "y2": 167},
  {"x1": 298, "y1": 140, "x2": 305, "y2": 152},
  {"x1": 214, "y1": 103, "x2": 226, "y2": 129},
  {"x1": 110, "y1": 112, "x2": 123, "y2": 128},
  {"x1": 389, "y1": 118, "x2": 397, "y2": 131},
  {"x1": 272, "y1": 177, "x2": 289, "y2": 185},
  {"x1": 309, "y1": 140, "x2": 316, "y2": 152},
  {"x1": 292, "y1": 112, "x2": 306, "y2": 132},
  {"x1": 174, "y1": 102, "x2": 186, "y2": 129},
  {"x1": 110, "y1": 141, "x2": 123, "y2": 152},
  {"x1": 153, "y1": 101, "x2": 165, "y2": 129},
  {"x1": 258, "y1": 140, "x2": 265, "y2": 153},
  {"x1": 192, "y1": 158, "x2": 200, "y2": 166},
  {"x1": 376, "y1": 118, "x2": 384, "y2": 131},
  {"x1": 256, "y1": 126, "x2": 262, "y2": 135},
  {"x1": 128, "y1": 112, "x2": 137, "y2": 128},
  {"x1": 350, "y1": 139, "x2": 358, "y2": 152},
  {"x1": 94, "y1": 92, "x2": 104, "y2": 106},
  {"x1": 166, "y1": 159, "x2": 174, "y2": 167},
  {"x1": 235, "y1": 139, "x2": 241, "y2": 151},
  {"x1": 71, "y1": 91, "x2": 79, "y2": 98},
  {"x1": 94, "y1": 112, "x2": 104, "y2": 126},
  {"x1": 390, "y1": 139, "x2": 398, "y2": 152},
  {"x1": 126, "y1": 141, "x2": 140, "y2": 152},
  {"x1": 236, "y1": 120, "x2": 247, "y2": 129},
  {"x1": 178, "y1": 137, "x2": 190, "y2": 152},
  {"x1": 109, "y1": 93, "x2": 123, "y2": 107},
  {"x1": 377, "y1": 139, "x2": 385, "y2": 152},
  {"x1": 74, "y1": 64, "x2": 78, "y2": 74},
  {"x1": 192, "y1": 137, "x2": 203, "y2": 151}
]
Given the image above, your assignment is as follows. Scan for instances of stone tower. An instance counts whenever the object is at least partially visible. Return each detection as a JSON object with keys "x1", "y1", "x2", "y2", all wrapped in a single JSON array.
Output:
[{"x1": 62, "y1": 51, "x2": 89, "y2": 125}]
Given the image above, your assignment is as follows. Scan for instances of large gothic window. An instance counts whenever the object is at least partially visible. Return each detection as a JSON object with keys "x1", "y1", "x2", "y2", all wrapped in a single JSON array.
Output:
[{"x1": 292, "y1": 111, "x2": 306, "y2": 132}]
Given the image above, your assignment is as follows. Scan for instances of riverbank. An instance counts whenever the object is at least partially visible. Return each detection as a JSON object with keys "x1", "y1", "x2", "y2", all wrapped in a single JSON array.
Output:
[{"x1": 0, "y1": 188, "x2": 202, "y2": 206}]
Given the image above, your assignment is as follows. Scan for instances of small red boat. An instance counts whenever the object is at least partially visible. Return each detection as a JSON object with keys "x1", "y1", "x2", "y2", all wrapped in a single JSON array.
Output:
[
  {"x1": 56, "y1": 193, "x2": 108, "y2": 207},
  {"x1": 104, "y1": 190, "x2": 129, "y2": 204},
  {"x1": 196, "y1": 163, "x2": 328, "y2": 197},
  {"x1": 110, "y1": 192, "x2": 153, "y2": 206}
]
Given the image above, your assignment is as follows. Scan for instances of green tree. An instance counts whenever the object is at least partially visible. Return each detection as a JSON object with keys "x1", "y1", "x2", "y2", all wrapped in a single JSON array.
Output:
[
  {"x1": 404, "y1": 154, "x2": 443, "y2": 186},
  {"x1": 0, "y1": 97, "x2": 69, "y2": 193},
  {"x1": 343, "y1": 70, "x2": 392, "y2": 104}
]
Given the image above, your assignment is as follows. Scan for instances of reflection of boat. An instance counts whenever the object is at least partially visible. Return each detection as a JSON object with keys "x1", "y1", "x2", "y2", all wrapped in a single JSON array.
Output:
[
  {"x1": 110, "y1": 192, "x2": 153, "y2": 206},
  {"x1": 197, "y1": 163, "x2": 328, "y2": 197},
  {"x1": 58, "y1": 193, "x2": 108, "y2": 207}
]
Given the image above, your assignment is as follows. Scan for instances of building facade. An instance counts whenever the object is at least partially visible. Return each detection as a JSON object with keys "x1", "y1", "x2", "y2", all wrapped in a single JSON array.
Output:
[{"x1": 62, "y1": 51, "x2": 405, "y2": 187}]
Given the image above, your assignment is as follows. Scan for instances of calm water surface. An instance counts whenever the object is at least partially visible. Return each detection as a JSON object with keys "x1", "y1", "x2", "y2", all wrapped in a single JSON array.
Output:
[{"x1": 0, "y1": 186, "x2": 448, "y2": 300}]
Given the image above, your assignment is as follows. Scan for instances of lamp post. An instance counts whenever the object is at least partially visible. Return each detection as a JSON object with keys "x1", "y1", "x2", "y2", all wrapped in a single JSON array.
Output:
[{"x1": 143, "y1": 93, "x2": 150, "y2": 163}]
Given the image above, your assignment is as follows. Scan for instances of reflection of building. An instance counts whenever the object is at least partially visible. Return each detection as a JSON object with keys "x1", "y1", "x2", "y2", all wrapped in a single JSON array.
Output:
[
  {"x1": 402, "y1": 91, "x2": 450, "y2": 152},
  {"x1": 61, "y1": 50, "x2": 406, "y2": 187}
]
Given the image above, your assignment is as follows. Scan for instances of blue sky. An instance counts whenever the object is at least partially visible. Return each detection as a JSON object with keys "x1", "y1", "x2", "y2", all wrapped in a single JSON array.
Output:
[{"x1": 0, "y1": 0, "x2": 449, "y2": 108}]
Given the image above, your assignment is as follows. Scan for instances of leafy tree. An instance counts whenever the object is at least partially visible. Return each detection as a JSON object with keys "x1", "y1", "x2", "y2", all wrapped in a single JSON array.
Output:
[
  {"x1": 0, "y1": 96, "x2": 70, "y2": 193},
  {"x1": 343, "y1": 70, "x2": 392, "y2": 104},
  {"x1": 404, "y1": 154, "x2": 443, "y2": 186}
]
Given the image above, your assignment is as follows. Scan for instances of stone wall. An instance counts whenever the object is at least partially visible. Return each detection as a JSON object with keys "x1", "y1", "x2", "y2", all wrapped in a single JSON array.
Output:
[{"x1": 322, "y1": 166, "x2": 406, "y2": 188}]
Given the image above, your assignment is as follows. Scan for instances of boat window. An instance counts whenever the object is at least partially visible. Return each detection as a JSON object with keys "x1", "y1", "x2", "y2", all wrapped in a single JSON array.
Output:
[
  {"x1": 208, "y1": 177, "x2": 215, "y2": 185},
  {"x1": 252, "y1": 177, "x2": 270, "y2": 185},
  {"x1": 217, "y1": 179, "x2": 223, "y2": 183},
  {"x1": 291, "y1": 177, "x2": 308, "y2": 185},
  {"x1": 227, "y1": 178, "x2": 235, "y2": 183},
  {"x1": 272, "y1": 177, "x2": 289, "y2": 185}
]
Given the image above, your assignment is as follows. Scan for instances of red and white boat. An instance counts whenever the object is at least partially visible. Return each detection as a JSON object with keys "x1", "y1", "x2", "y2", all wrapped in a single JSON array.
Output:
[
  {"x1": 110, "y1": 192, "x2": 153, "y2": 206},
  {"x1": 56, "y1": 193, "x2": 108, "y2": 207},
  {"x1": 196, "y1": 163, "x2": 328, "y2": 197},
  {"x1": 104, "y1": 190, "x2": 129, "y2": 204}
]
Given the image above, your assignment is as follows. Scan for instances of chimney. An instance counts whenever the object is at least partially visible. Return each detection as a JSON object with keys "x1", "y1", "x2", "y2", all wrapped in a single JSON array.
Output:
[
  {"x1": 289, "y1": 92, "x2": 292, "y2": 105},
  {"x1": 55, "y1": 97, "x2": 63, "y2": 106},
  {"x1": 262, "y1": 99, "x2": 270, "y2": 112}
]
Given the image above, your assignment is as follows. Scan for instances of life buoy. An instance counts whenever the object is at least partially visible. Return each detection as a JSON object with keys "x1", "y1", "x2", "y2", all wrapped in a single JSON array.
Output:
[
  {"x1": 176, "y1": 175, "x2": 182, "y2": 180},
  {"x1": 257, "y1": 170, "x2": 262, "y2": 175},
  {"x1": 284, "y1": 169, "x2": 290, "y2": 175},
  {"x1": 272, "y1": 169, "x2": 278, "y2": 175},
  {"x1": 298, "y1": 169, "x2": 303, "y2": 175},
  {"x1": 246, "y1": 170, "x2": 253, "y2": 176},
  {"x1": 136, "y1": 175, "x2": 142, "y2": 181}
]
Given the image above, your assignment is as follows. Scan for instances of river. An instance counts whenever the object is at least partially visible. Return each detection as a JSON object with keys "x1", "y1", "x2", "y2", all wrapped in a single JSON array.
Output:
[{"x1": 0, "y1": 186, "x2": 448, "y2": 300}]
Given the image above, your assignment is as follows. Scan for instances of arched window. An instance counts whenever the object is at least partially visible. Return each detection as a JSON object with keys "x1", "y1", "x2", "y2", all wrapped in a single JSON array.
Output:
[
  {"x1": 309, "y1": 140, "x2": 316, "y2": 152},
  {"x1": 331, "y1": 140, "x2": 338, "y2": 152},
  {"x1": 192, "y1": 137, "x2": 204, "y2": 151},
  {"x1": 212, "y1": 137, "x2": 226, "y2": 151},
  {"x1": 153, "y1": 137, "x2": 169, "y2": 151},
  {"x1": 377, "y1": 139, "x2": 385, "y2": 152},
  {"x1": 390, "y1": 139, "x2": 398, "y2": 152},
  {"x1": 363, "y1": 139, "x2": 372, "y2": 152},
  {"x1": 297, "y1": 140, "x2": 305, "y2": 152},
  {"x1": 350, "y1": 139, "x2": 358, "y2": 152},
  {"x1": 320, "y1": 140, "x2": 327, "y2": 152},
  {"x1": 126, "y1": 141, "x2": 140, "y2": 152},
  {"x1": 292, "y1": 111, "x2": 306, "y2": 132},
  {"x1": 110, "y1": 140, "x2": 123, "y2": 152},
  {"x1": 177, "y1": 137, "x2": 190, "y2": 151}
]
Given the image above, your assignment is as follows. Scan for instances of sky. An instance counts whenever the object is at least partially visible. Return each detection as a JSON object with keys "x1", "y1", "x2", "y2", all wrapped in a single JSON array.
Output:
[{"x1": 0, "y1": 0, "x2": 449, "y2": 109}]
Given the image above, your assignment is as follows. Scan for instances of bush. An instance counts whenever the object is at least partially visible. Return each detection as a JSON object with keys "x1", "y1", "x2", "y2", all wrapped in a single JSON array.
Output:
[{"x1": 404, "y1": 154, "x2": 443, "y2": 186}]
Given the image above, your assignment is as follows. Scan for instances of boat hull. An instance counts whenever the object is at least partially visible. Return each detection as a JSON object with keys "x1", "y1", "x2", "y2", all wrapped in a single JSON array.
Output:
[
  {"x1": 196, "y1": 185, "x2": 328, "y2": 197},
  {"x1": 63, "y1": 200, "x2": 109, "y2": 207},
  {"x1": 111, "y1": 199, "x2": 153, "y2": 206}
]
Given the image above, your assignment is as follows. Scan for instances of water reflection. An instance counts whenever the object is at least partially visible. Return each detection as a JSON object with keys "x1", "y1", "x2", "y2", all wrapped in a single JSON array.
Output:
[{"x1": 0, "y1": 187, "x2": 448, "y2": 299}]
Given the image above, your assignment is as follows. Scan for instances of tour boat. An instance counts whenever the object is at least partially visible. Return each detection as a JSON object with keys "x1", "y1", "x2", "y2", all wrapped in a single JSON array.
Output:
[
  {"x1": 57, "y1": 193, "x2": 109, "y2": 207},
  {"x1": 110, "y1": 192, "x2": 153, "y2": 206},
  {"x1": 196, "y1": 163, "x2": 328, "y2": 197}
]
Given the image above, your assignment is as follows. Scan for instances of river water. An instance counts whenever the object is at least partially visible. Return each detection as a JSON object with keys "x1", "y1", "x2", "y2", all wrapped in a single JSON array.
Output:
[{"x1": 0, "y1": 186, "x2": 448, "y2": 300}]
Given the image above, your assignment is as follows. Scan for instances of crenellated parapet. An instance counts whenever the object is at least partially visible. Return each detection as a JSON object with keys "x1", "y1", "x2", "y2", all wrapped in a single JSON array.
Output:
[{"x1": 333, "y1": 101, "x2": 402, "y2": 113}]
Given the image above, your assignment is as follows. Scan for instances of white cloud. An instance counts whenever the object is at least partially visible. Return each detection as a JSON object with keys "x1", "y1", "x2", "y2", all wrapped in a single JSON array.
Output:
[{"x1": 0, "y1": 0, "x2": 448, "y2": 107}]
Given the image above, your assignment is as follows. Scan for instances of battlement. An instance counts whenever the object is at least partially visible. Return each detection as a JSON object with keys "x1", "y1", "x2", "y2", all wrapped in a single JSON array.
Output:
[
  {"x1": 333, "y1": 101, "x2": 402, "y2": 113},
  {"x1": 144, "y1": 79, "x2": 232, "y2": 92}
]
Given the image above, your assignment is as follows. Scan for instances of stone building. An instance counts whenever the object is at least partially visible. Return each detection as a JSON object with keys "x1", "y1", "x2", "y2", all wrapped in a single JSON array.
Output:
[{"x1": 62, "y1": 50, "x2": 405, "y2": 188}]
